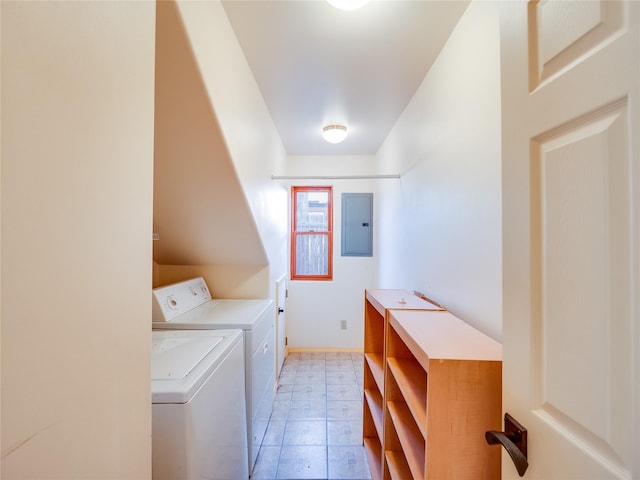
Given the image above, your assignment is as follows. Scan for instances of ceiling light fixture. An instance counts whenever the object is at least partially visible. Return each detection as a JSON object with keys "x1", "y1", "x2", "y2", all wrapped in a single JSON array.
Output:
[
  {"x1": 322, "y1": 124, "x2": 348, "y2": 144},
  {"x1": 326, "y1": 0, "x2": 370, "y2": 11}
]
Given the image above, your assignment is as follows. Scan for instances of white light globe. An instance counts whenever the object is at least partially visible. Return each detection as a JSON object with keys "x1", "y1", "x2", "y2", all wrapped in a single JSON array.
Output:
[
  {"x1": 326, "y1": 0, "x2": 370, "y2": 11},
  {"x1": 322, "y1": 124, "x2": 348, "y2": 144}
]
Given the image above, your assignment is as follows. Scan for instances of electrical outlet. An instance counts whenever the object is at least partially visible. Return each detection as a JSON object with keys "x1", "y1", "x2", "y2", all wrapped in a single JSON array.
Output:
[{"x1": 340, "y1": 320, "x2": 347, "y2": 330}]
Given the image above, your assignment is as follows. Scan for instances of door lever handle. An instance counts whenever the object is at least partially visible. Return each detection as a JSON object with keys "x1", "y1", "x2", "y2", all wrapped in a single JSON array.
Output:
[
  {"x1": 485, "y1": 413, "x2": 528, "y2": 477},
  {"x1": 278, "y1": 307, "x2": 284, "y2": 314}
]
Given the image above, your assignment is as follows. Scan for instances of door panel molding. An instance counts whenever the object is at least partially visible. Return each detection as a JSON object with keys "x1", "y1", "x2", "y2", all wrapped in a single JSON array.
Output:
[
  {"x1": 529, "y1": 0, "x2": 625, "y2": 91},
  {"x1": 530, "y1": 99, "x2": 632, "y2": 476}
]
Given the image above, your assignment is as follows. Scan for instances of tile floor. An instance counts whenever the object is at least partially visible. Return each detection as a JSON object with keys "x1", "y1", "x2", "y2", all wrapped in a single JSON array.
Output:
[{"x1": 251, "y1": 351, "x2": 372, "y2": 480}]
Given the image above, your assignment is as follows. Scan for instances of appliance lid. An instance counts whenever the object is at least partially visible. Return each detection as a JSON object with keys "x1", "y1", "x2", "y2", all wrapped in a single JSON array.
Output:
[
  {"x1": 151, "y1": 331, "x2": 223, "y2": 381},
  {"x1": 151, "y1": 329, "x2": 243, "y2": 404}
]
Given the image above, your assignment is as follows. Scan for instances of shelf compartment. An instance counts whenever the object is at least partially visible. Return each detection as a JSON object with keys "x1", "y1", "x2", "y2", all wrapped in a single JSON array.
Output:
[
  {"x1": 386, "y1": 357, "x2": 427, "y2": 439},
  {"x1": 387, "y1": 401, "x2": 425, "y2": 480},
  {"x1": 385, "y1": 450, "x2": 413, "y2": 480},
  {"x1": 365, "y1": 352, "x2": 385, "y2": 393},
  {"x1": 364, "y1": 388, "x2": 384, "y2": 440},
  {"x1": 364, "y1": 295, "x2": 385, "y2": 355},
  {"x1": 364, "y1": 436, "x2": 383, "y2": 480},
  {"x1": 383, "y1": 407, "x2": 411, "y2": 480}
]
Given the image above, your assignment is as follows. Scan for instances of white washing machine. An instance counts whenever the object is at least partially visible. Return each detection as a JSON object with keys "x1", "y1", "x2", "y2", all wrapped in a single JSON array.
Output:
[
  {"x1": 152, "y1": 277, "x2": 276, "y2": 473},
  {"x1": 151, "y1": 329, "x2": 248, "y2": 480}
]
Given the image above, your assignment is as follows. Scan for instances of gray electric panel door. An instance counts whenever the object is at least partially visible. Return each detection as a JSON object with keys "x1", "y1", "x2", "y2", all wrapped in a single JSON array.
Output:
[{"x1": 341, "y1": 193, "x2": 373, "y2": 257}]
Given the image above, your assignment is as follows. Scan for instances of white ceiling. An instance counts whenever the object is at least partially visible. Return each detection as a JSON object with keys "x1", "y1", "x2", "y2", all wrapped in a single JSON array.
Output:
[{"x1": 222, "y1": 0, "x2": 470, "y2": 156}]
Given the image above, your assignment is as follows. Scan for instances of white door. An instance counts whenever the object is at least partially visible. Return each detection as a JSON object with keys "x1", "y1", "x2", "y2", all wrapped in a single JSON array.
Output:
[
  {"x1": 275, "y1": 275, "x2": 287, "y2": 377},
  {"x1": 500, "y1": 1, "x2": 639, "y2": 478}
]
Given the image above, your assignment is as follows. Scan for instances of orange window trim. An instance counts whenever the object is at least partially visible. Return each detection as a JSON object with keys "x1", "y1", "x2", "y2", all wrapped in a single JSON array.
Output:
[{"x1": 290, "y1": 186, "x2": 333, "y2": 281}]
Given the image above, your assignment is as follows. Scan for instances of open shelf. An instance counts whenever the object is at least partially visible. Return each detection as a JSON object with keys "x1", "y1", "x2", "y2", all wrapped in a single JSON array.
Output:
[
  {"x1": 387, "y1": 401, "x2": 425, "y2": 480},
  {"x1": 385, "y1": 450, "x2": 413, "y2": 480},
  {"x1": 387, "y1": 309, "x2": 502, "y2": 479},
  {"x1": 386, "y1": 357, "x2": 427, "y2": 439},
  {"x1": 365, "y1": 352, "x2": 385, "y2": 393},
  {"x1": 364, "y1": 388, "x2": 384, "y2": 440},
  {"x1": 364, "y1": 436, "x2": 383, "y2": 480},
  {"x1": 363, "y1": 290, "x2": 480, "y2": 480}
]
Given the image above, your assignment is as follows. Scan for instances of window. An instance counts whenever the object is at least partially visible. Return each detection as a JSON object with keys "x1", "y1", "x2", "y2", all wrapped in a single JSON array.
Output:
[{"x1": 291, "y1": 186, "x2": 333, "y2": 281}]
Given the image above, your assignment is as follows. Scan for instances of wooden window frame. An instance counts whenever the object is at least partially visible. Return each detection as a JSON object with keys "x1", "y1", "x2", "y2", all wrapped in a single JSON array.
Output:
[{"x1": 290, "y1": 186, "x2": 333, "y2": 281}]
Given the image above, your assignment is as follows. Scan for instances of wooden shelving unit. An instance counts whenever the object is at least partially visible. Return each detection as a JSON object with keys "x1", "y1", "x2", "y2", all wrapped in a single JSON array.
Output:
[
  {"x1": 362, "y1": 289, "x2": 443, "y2": 480},
  {"x1": 362, "y1": 289, "x2": 503, "y2": 480}
]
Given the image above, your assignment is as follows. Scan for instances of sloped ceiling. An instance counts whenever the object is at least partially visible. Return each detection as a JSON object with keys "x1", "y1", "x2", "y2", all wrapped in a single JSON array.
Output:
[
  {"x1": 153, "y1": 1, "x2": 267, "y2": 266},
  {"x1": 222, "y1": 0, "x2": 470, "y2": 155},
  {"x1": 153, "y1": 0, "x2": 470, "y2": 266}
]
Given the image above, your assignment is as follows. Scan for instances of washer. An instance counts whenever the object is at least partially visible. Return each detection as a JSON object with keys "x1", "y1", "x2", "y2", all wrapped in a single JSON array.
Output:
[
  {"x1": 151, "y1": 329, "x2": 248, "y2": 480},
  {"x1": 152, "y1": 277, "x2": 276, "y2": 473}
]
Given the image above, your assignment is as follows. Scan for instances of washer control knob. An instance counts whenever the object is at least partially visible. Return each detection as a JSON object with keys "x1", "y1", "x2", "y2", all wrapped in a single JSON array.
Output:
[{"x1": 167, "y1": 296, "x2": 179, "y2": 310}]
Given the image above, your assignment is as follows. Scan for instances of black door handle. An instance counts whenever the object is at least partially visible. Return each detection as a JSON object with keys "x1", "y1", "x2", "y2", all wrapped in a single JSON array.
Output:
[
  {"x1": 278, "y1": 307, "x2": 284, "y2": 314},
  {"x1": 485, "y1": 413, "x2": 528, "y2": 477}
]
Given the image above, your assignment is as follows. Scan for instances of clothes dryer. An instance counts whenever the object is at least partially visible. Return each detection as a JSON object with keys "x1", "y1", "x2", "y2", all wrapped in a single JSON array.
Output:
[
  {"x1": 152, "y1": 277, "x2": 275, "y2": 472},
  {"x1": 151, "y1": 329, "x2": 248, "y2": 480}
]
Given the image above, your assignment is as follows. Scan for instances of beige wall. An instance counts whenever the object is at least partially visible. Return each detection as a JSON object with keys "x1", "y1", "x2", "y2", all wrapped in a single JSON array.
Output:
[
  {"x1": 153, "y1": 0, "x2": 288, "y2": 302},
  {"x1": 280, "y1": 155, "x2": 380, "y2": 349},
  {"x1": 376, "y1": 1, "x2": 503, "y2": 341},
  {"x1": 156, "y1": 264, "x2": 271, "y2": 299},
  {"x1": 1, "y1": 2, "x2": 155, "y2": 478},
  {"x1": 178, "y1": 0, "x2": 289, "y2": 297},
  {"x1": 153, "y1": 0, "x2": 268, "y2": 270}
]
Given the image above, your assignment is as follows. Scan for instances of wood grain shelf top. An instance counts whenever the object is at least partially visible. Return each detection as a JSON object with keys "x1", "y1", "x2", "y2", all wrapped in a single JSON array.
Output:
[
  {"x1": 365, "y1": 289, "x2": 444, "y2": 316},
  {"x1": 389, "y1": 310, "x2": 502, "y2": 371}
]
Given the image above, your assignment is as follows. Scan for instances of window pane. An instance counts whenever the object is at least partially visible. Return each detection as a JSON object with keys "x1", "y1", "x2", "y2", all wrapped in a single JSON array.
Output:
[
  {"x1": 295, "y1": 191, "x2": 328, "y2": 232},
  {"x1": 295, "y1": 233, "x2": 329, "y2": 275}
]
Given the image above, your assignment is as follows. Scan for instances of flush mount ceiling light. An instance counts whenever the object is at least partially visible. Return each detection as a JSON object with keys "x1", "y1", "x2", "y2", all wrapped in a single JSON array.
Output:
[
  {"x1": 322, "y1": 124, "x2": 348, "y2": 144},
  {"x1": 326, "y1": 0, "x2": 370, "y2": 11}
]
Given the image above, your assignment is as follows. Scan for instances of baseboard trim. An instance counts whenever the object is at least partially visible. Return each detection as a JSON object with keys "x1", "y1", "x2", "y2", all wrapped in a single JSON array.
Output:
[{"x1": 287, "y1": 347, "x2": 364, "y2": 353}]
